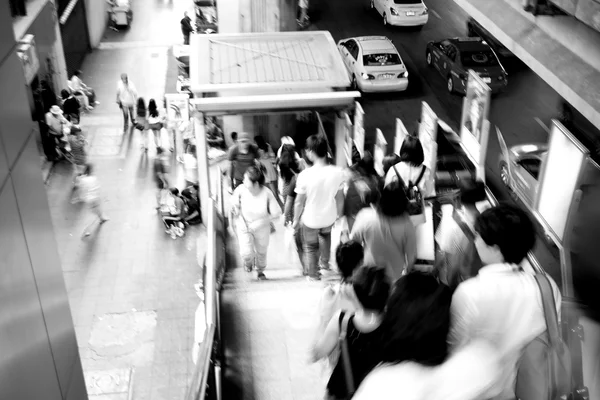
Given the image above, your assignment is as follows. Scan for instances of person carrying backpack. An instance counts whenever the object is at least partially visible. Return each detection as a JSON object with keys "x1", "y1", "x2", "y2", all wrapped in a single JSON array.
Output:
[
  {"x1": 384, "y1": 136, "x2": 435, "y2": 226},
  {"x1": 448, "y1": 204, "x2": 567, "y2": 400}
]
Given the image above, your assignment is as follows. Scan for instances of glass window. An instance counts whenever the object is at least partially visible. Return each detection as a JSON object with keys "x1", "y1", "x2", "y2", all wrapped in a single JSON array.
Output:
[
  {"x1": 519, "y1": 159, "x2": 541, "y2": 179},
  {"x1": 461, "y1": 51, "x2": 499, "y2": 67},
  {"x1": 363, "y1": 53, "x2": 402, "y2": 66},
  {"x1": 349, "y1": 42, "x2": 359, "y2": 60},
  {"x1": 446, "y1": 46, "x2": 457, "y2": 61}
]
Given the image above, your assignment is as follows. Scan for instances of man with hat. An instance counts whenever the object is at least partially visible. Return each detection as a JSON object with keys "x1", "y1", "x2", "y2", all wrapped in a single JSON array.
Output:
[
  {"x1": 45, "y1": 105, "x2": 71, "y2": 142},
  {"x1": 227, "y1": 131, "x2": 260, "y2": 191}
]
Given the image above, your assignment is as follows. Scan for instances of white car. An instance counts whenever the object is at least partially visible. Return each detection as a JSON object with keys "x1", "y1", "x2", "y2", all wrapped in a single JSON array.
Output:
[
  {"x1": 370, "y1": 0, "x2": 429, "y2": 28},
  {"x1": 337, "y1": 36, "x2": 409, "y2": 93}
]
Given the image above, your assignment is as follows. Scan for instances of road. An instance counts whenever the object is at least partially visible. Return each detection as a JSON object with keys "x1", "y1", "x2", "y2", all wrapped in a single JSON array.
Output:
[{"x1": 313, "y1": 0, "x2": 563, "y2": 282}]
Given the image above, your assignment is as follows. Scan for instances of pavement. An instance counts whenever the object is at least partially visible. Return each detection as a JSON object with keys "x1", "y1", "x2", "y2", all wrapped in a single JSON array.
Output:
[{"x1": 45, "y1": 1, "x2": 204, "y2": 399}]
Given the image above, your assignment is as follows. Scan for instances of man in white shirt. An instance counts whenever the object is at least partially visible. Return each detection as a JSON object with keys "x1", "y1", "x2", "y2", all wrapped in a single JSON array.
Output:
[
  {"x1": 449, "y1": 203, "x2": 561, "y2": 400},
  {"x1": 293, "y1": 134, "x2": 344, "y2": 281},
  {"x1": 116, "y1": 73, "x2": 137, "y2": 132}
]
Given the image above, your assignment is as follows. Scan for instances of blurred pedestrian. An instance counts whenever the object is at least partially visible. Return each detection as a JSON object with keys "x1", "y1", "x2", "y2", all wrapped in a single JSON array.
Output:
[
  {"x1": 228, "y1": 131, "x2": 259, "y2": 190},
  {"x1": 116, "y1": 73, "x2": 137, "y2": 132},
  {"x1": 79, "y1": 164, "x2": 109, "y2": 237},
  {"x1": 293, "y1": 135, "x2": 345, "y2": 281},
  {"x1": 154, "y1": 147, "x2": 170, "y2": 209},
  {"x1": 70, "y1": 70, "x2": 97, "y2": 110},
  {"x1": 354, "y1": 272, "x2": 501, "y2": 400},
  {"x1": 181, "y1": 11, "x2": 194, "y2": 45},
  {"x1": 135, "y1": 97, "x2": 149, "y2": 150},
  {"x1": 40, "y1": 80, "x2": 57, "y2": 114},
  {"x1": 310, "y1": 265, "x2": 390, "y2": 399},
  {"x1": 230, "y1": 166, "x2": 281, "y2": 280},
  {"x1": 449, "y1": 204, "x2": 561, "y2": 399},
  {"x1": 148, "y1": 99, "x2": 165, "y2": 150},
  {"x1": 381, "y1": 153, "x2": 401, "y2": 176},
  {"x1": 60, "y1": 89, "x2": 81, "y2": 124},
  {"x1": 343, "y1": 152, "x2": 381, "y2": 232},
  {"x1": 67, "y1": 126, "x2": 88, "y2": 196},
  {"x1": 350, "y1": 180, "x2": 417, "y2": 282}
]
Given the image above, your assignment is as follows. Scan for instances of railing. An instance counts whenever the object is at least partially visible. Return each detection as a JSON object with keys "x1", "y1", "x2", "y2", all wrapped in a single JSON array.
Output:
[{"x1": 186, "y1": 197, "x2": 223, "y2": 400}]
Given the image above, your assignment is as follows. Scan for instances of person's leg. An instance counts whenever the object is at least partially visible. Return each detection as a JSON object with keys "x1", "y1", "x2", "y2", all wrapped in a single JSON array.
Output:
[
  {"x1": 284, "y1": 195, "x2": 294, "y2": 225},
  {"x1": 128, "y1": 106, "x2": 136, "y2": 125},
  {"x1": 253, "y1": 225, "x2": 271, "y2": 278},
  {"x1": 346, "y1": 215, "x2": 356, "y2": 234},
  {"x1": 317, "y1": 225, "x2": 333, "y2": 271},
  {"x1": 236, "y1": 225, "x2": 255, "y2": 272},
  {"x1": 301, "y1": 224, "x2": 320, "y2": 279},
  {"x1": 294, "y1": 223, "x2": 306, "y2": 275},
  {"x1": 85, "y1": 88, "x2": 97, "y2": 105},
  {"x1": 184, "y1": 34, "x2": 190, "y2": 45},
  {"x1": 122, "y1": 106, "x2": 130, "y2": 131},
  {"x1": 152, "y1": 129, "x2": 161, "y2": 148},
  {"x1": 83, "y1": 202, "x2": 108, "y2": 237}
]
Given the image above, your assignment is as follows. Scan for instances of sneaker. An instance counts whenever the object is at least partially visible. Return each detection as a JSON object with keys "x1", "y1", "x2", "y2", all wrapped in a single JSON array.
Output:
[
  {"x1": 99, "y1": 217, "x2": 109, "y2": 224},
  {"x1": 244, "y1": 263, "x2": 253, "y2": 272},
  {"x1": 83, "y1": 231, "x2": 91, "y2": 237},
  {"x1": 257, "y1": 272, "x2": 267, "y2": 281},
  {"x1": 306, "y1": 276, "x2": 321, "y2": 282}
]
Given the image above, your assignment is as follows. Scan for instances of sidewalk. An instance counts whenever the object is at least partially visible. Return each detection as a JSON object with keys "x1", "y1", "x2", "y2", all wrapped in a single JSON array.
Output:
[{"x1": 45, "y1": 1, "x2": 204, "y2": 399}]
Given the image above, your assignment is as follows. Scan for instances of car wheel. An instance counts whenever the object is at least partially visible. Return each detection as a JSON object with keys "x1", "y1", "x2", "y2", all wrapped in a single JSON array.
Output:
[
  {"x1": 383, "y1": 13, "x2": 387, "y2": 25},
  {"x1": 370, "y1": 0, "x2": 374, "y2": 9},
  {"x1": 447, "y1": 76, "x2": 454, "y2": 93},
  {"x1": 426, "y1": 51, "x2": 432, "y2": 66}
]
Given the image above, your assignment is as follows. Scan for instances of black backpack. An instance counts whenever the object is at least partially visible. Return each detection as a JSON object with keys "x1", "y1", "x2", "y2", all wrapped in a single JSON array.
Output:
[{"x1": 393, "y1": 165, "x2": 426, "y2": 216}]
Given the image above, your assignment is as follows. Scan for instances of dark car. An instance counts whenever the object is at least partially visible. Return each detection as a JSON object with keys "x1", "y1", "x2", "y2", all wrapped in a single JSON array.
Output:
[
  {"x1": 425, "y1": 37, "x2": 508, "y2": 94},
  {"x1": 467, "y1": 18, "x2": 515, "y2": 59}
]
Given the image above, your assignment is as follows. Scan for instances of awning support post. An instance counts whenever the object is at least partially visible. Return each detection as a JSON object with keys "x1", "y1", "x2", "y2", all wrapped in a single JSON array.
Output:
[
  {"x1": 334, "y1": 111, "x2": 348, "y2": 167},
  {"x1": 194, "y1": 110, "x2": 211, "y2": 225}
]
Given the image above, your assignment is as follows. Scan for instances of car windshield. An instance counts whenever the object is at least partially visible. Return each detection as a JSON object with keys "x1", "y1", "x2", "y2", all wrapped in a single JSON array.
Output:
[
  {"x1": 363, "y1": 53, "x2": 401, "y2": 66},
  {"x1": 461, "y1": 51, "x2": 499, "y2": 67},
  {"x1": 393, "y1": 0, "x2": 422, "y2": 4}
]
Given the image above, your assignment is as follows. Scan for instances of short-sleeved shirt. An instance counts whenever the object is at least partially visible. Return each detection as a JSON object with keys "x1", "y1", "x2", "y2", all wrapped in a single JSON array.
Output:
[
  {"x1": 232, "y1": 185, "x2": 280, "y2": 230},
  {"x1": 295, "y1": 164, "x2": 344, "y2": 229},
  {"x1": 228, "y1": 144, "x2": 259, "y2": 182},
  {"x1": 350, "y1": 208, "x2": 417, "y2": 282}
]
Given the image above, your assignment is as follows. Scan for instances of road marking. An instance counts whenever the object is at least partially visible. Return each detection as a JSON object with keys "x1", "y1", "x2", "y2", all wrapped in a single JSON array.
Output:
[
  {"x1": 430, "y1": 8, "x2": 442, "y2": 19},
  {"x1": 534, "y1": 117, "x2": 550, "y2": 133}
]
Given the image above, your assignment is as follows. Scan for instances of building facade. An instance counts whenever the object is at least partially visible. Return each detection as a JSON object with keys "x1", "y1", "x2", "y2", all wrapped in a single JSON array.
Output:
[{"x1": 1, "y1": 1, "x2": 88, "y2": 399}]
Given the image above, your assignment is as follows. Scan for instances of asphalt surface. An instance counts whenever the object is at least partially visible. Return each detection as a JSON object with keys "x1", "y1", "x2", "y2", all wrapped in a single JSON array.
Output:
[{"x1": 313, "y1": 0, "x2": 562, "y2": 282}]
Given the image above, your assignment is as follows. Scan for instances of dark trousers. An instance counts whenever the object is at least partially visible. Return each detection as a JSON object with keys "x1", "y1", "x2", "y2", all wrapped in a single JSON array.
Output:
[{"x1": 183, "y1": 33, "x2": 190, "y2": 45}]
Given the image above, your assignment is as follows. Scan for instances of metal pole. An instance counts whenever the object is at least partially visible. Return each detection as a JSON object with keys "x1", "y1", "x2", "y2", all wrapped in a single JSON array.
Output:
[
  {"x1": 194, "y1": 111, "x2": 211, "y2": 224},
  {"x1": 334, "y1": 111, "x2": 347, "y2": 167}
]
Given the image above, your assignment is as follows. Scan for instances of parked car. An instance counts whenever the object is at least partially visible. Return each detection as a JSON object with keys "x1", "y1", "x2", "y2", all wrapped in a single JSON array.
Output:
[
  {"x1": 369, "y1": 0, "x2": 429, "y2": 28},
  {"x1": 337, "y1": 36, "x2": 409, "y2": 93},
  {"x1": 498, "y1": 135, "x2": 547, "y2": 206},
  {"x1": 466, "y1": 18, "x2": 515, "y2": 59},
  {"x1": 425, "y1": 37, "x2": 508, "y2": 94}
]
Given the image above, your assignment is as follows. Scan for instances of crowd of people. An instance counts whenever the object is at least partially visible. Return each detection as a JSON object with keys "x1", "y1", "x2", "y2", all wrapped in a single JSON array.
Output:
[{"x1": 227, "y1": 130, "x2": 567, "y2": 400}]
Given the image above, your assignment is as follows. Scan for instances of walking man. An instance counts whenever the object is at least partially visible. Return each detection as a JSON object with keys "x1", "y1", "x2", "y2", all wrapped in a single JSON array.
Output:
[
  {"x1": 181, "y1": 12, "x2": 194, "y2": 45},
  {"x1": 228, "y1": 131, "x2": 259, "y2": 191},
  {"x1": 293, "y1": 135, "x2": 345, "y2": 280},
  {"x1": 116, "y1": 73, "x2": 137, "y2": 132}
]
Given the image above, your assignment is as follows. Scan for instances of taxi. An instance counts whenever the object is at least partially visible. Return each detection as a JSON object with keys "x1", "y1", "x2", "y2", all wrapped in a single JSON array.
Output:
[
  {"x1": 425, "y1": 37, "x2": 508, "y2": 94},
  {"x1": 337, "y1": 36, "x2": 409, "y2": 93},
  {"x1": 369, "y1": 0, "x2": 429, "y2": 28}
]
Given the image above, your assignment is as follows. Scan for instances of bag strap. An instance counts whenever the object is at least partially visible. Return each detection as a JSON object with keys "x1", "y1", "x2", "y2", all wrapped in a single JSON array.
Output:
[
  {"x1": 339, "y1": 312, "x2": 355, "y2": 396},
  {"x1": 392, "y1": 165, "x2": 408, "y2": 191},
  {"x1": 414, "y1": 165, "x2": 427, "y2": 187},
  {"x1": 534, "y1": 274, "x2": 561, "y2": 345}
]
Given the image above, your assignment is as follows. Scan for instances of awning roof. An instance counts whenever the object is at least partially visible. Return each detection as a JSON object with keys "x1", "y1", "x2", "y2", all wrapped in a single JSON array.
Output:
[
  {"x1": 189, "y1": 31, "x2": 351, "y2": 93},
  {"x1": 453, "y1": 0, "x2": 600, "y2": 131},
  {"x1": 189, "y1": 91, "x2": 361, "y2": 116}
]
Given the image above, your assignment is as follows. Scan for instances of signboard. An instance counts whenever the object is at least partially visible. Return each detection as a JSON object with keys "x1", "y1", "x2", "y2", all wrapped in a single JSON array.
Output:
[
  {"x1": 374, "y1": 128, "x2": 387, "y2": 177},
  {"x1": 394, "y1": 118, "x2": 409, "y2": 156},
  {"x1": 165, "y1": 93, "x2": 190, "y2": 127},
  {"x1": 353, "y1": 102, "x2": 365, "y2": 158},
  {"x1": 535, "y1": 120, "x2": 589, "y2": 243},
  {"x1": 460, "y1": 70, "x2": 491, "y2": 143},
  {"x1": 459, "y1": 71, "x2": 491, "y2": 181},
  {"x1": 418, "y1": 102, "x2": 438, "y2": 172}
]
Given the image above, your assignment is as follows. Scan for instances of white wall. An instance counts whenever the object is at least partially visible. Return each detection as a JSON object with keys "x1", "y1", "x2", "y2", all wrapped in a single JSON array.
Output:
[
  {"x1": 84, "y1": 0, "x2": 108, "y2": 48},
  {"x1": 217, "y1": 0, "x2": 241, "y2": 33}
]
